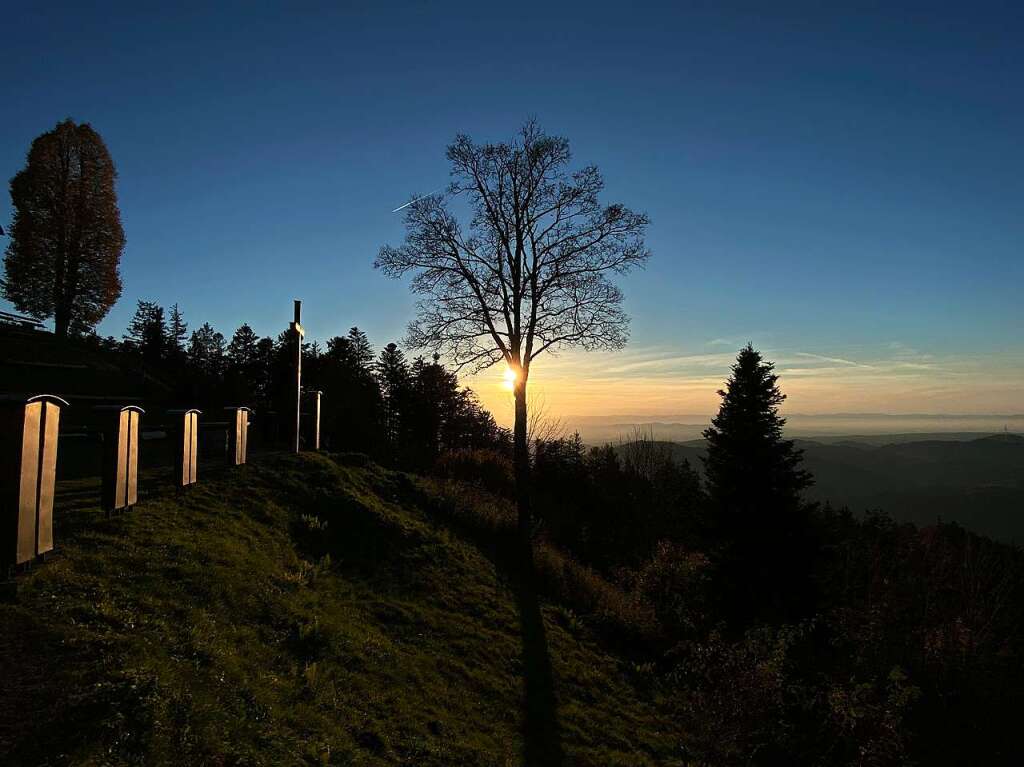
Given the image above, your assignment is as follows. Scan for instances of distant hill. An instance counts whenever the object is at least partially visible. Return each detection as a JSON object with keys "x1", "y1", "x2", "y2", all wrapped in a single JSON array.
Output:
[
  {"x1": 568, "y1": 413, "x2": 1024, "y2": 445},
  {"x1": 651, "y1": 435, "x2": 1024, "y2": 544}
]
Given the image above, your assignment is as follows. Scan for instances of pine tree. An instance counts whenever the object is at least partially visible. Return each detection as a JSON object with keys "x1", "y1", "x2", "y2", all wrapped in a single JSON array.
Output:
[
  {"x1": 224, "y1": 323, "x2": 261, "y2": 402},
  {"x1": 168, "y1": 304, "x2": 188, "y2": 358},
  {"x1": 347, "y1": 327, "x2": 374, "y2": 370},
  {"x1": 124, "y1": 300, "x2": 167, "y2": 362},
  {"x1": 702, "y1": 344, "x2": 814, "y2": 621},
  {"x1": 703, "y1": 344, "x2": 811, "y2": 516},
  {"x1": 226, "y1": 323, "x2": 260, "y2": 371},
  {"x1": 187, "y1": 322, "x2": 226, "y2": 379},
  {"x1": 253, "y1": 337, "x2": 277, "y2": 403},
  {"x1": 377, "y1": 343, "x2": 410, "y2": 457}
]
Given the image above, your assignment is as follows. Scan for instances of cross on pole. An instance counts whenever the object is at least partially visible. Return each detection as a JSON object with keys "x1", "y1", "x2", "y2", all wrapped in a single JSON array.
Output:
[{"x1": 289, "y1": 299, "x2": 304, "y2": 454}]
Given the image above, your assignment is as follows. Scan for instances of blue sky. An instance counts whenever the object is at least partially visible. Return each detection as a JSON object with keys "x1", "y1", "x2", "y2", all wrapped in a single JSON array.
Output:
[{"x1": 2, "y1": 1, "x2": 1022, "y2": 420}]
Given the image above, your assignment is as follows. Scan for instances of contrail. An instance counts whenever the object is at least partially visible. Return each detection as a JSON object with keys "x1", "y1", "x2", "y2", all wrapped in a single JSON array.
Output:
[{"x1": 392, "y1": 187, "x2": 442, "y2": 213}]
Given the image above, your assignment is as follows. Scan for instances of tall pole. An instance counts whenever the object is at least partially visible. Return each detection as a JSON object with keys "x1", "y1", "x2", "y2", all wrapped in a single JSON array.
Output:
[{"x1": 289, "y1": 299, "x2": 304, "y2": 453}]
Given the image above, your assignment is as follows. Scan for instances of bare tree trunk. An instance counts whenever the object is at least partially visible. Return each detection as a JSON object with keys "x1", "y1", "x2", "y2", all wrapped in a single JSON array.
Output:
[
  {"x1": 53, "y1": 304, "x2": 70, "y2": 338},
  {"x1": 513, "y1": 378, "x2": 532, "y2": 539}
]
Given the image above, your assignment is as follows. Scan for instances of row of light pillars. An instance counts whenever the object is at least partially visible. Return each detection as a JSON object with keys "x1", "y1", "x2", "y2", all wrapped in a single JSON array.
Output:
[
  {"x1": 1, "y1": 401, "x2": 260, "y2": 571},
  {"x1": 2, "y1": 300, "x2": 318, "y2": 574}
]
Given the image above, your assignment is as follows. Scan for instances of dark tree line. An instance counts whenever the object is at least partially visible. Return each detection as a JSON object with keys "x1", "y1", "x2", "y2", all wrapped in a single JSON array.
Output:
[{"x1": 87, "y1": 299, "x2": 509, "y2": 469}]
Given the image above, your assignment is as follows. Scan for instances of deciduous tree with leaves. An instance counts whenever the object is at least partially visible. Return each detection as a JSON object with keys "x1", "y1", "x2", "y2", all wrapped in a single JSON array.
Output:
[
  {"x1": 376, "y1": 121, "x2": 649, "y2": 534},
  {"x1": 3, "y1": 119, "x2": 124, "y2": 336}
]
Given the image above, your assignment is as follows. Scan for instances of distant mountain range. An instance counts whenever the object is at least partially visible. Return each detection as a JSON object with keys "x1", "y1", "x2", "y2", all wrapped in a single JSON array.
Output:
[
  {"x1": 654, "y1": 434, "x2": 1024, "y2": 544},
  {"x1": 567, "y1": 413, "x2": 1024, "y2": 445}
]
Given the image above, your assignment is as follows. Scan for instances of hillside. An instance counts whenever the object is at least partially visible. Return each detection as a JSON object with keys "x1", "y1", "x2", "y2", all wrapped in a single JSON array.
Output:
[
  {"x1": 0, "y1": 325, "x2": 156, "y2": 401},
  {"x1": 657, "y1": 435, "x2": 1024, "y2": 543},
  {"x1": 0, "y1": 453, "x2": 678, "y2": 766}
]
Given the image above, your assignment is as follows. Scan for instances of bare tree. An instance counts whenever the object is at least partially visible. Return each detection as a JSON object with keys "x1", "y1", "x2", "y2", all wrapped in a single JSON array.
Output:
[
  {"x1": 376, "y1": 121, "x2": 650, "y2": 534},
  {"x1": 527, "y1": 389, "x2": 567, "y2": 449}
]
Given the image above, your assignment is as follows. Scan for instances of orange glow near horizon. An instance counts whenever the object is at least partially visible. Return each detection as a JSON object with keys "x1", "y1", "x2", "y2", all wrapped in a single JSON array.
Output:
[{"x1": 467, "y1": 347, "x2": 1024, "y2": 430}]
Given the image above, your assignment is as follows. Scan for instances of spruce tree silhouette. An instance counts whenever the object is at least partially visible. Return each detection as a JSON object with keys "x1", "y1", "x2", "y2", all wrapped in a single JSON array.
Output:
[{"x1": 702, "y1": 344, "x2": 814, "y2": 623}]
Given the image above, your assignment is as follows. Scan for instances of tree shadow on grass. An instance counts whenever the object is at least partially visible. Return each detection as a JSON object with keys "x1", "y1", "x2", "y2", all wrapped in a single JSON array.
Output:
[{"x1": 511, "y1": 540, "x2": 564, "y2": 766}]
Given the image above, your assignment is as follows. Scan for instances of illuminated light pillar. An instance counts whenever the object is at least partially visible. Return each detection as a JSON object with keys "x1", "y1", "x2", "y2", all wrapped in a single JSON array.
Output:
[
  {"x1": 169, "y1": 409, "x2": 201, "y2": 487},
  {"x1": 98, "y1": 405, "x2": 144, "y2": 513},
  {"x1": 289, "y1": 300, "x2": 304, "y2": 453},
  {"x1": 0, "y1": 395, "x2": 68, "y2": 569},
  {"x1": 225, "y1": 407, "x2": 252, "y2": 465}
]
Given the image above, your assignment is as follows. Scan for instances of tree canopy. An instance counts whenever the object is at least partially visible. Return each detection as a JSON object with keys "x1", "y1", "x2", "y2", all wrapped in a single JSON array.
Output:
[
  {"x1": 377, "y1": 120, "x2": 649, "y2": 376},
  {"x1": 3, "y1": 119, "x2": 125, "y2": 336}
]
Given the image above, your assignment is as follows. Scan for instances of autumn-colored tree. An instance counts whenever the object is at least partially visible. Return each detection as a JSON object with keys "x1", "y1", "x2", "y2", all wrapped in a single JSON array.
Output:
[
  {"x1": 377, "y1": 121, "x2": 649, "y2": 535},
  {"x1": 3, "y1": 119, "x2": 125, "y2": 337}
]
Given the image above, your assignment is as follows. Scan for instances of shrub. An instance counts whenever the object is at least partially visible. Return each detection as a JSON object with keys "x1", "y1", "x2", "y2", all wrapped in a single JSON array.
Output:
[
  {"x1": 434, "y1": 448, "x2": 514, "y2": 497},
  {"x1": 619, "y1": 541, "x2": 713, "y2": 637}
]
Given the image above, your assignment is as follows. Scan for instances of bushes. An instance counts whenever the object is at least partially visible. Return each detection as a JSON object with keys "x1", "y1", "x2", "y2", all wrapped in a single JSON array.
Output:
[
  {"x1": 618, "y1": 541, "x2": 712, "y2": 638},
  {"x1": 434, "y1": 448, "x2": 514, "y2": 497},
  {"x1": 664, "y1": 623, "x2": 920, "y2": 766},
  {"x1": 531, "y1": 541, "x2": 661, "y2": 648},
  {"x1": 424, "y1": 459, "x2": 1024, "y2": 764}
]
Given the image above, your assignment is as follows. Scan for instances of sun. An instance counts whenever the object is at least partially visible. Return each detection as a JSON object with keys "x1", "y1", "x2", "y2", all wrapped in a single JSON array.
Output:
[{"x1": 502, "y1": 366, "x2": 518, "y2": 391}]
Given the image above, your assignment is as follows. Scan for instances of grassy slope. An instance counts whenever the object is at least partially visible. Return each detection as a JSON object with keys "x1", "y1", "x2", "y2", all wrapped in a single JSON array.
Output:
[{"x1": 0, "y1": 453, "x2": 678, "y2": 766}]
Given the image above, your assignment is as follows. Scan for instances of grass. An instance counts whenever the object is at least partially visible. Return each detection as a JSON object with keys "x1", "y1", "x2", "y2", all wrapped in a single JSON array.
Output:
[{"x1": 0, "y1": 452, "x2": 681, "y2": 765}]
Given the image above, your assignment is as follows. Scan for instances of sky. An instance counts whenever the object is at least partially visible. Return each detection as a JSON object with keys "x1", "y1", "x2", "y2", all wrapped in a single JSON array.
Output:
[{"x1": 2, "y1": 1, "x2": 1022, "y2": 426}]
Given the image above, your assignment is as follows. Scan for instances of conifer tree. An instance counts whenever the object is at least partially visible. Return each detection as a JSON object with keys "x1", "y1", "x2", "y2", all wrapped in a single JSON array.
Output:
[
  {"x1": 377, "y1": 343, "x2": 410, "y2": 456},
  {"x1": 225, "y1": 323, "x2": 261, "y2": 402},
  {"x1": 188, "y1": 322, "x2": 226, "y2": 379},
  {"x1": 347, "y1": 327, "x2": 374, "y2": 370},
  {"x1": 226, "y1": 323, "x2": 260, "y2": 371},
  {"x1": 702, "y1": 344, "x2": 814, "y2": 621},
  {"x1": 168, "y1": 304, "x2": 188, "y2": 358},
  {"x1": 703, "y1": 344, "x2": 811, "y2": 517},
  {"x1": 124, "y1": 300, "x2": 167, "y2": 362}
]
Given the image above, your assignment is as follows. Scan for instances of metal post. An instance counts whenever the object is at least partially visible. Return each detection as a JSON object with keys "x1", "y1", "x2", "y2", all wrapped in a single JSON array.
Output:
[
  {"x1": 289, "y1": 300, "x2": 304, "y2": 453},
  {"x1": 98, "y1": 406, "x2": 144, "y2": 513},
  {"x1": 169, "y1": 409, "x2": 201, "y2": 487},
  {"x1": 0, "y1": 395, "x2": 68, "y2": 569},
  {"x1": 303, "y1": 390, "x2": 323, "y2": 451}
]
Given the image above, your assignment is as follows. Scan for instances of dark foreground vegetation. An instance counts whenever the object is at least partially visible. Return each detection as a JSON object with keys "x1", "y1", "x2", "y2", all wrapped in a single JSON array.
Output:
[
  {"x1": 4, "y1": 327, "x2": 1023, "y2": 765},
  {"x1": 4, "y1": 447, "x2": 1022, "y2": 765},
  {"x1": 443, "y1": 347, "x2": 1024, "y2": 765}
]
